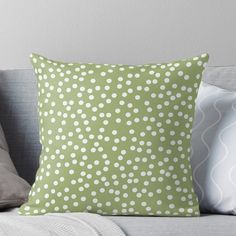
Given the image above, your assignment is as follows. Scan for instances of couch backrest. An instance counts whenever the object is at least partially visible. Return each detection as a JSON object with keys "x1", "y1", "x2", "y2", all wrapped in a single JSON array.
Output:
[
  {"x1": 0, "y1": 69, "x2": 40, "y2": 184},
  {"x1": 0, "y1": 66, "x2": 235, "y2": 184}
]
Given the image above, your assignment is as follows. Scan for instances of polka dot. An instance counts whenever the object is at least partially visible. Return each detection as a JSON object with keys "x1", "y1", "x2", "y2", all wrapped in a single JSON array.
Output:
[
  {"x1": 19, "y1": 53, "x2": 208, "y2": 216},
  {"x1": 186, "y1": 62, "x2": 192, "y2": 67}
]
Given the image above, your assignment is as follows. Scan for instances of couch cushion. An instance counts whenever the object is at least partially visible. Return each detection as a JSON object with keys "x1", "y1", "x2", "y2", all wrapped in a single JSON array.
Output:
[
  {"x1": 108, "y1": 214, "x2": 236, "y2": 236},
  {"x1": 0, "y1": 69, "x2": 40, "y2": 184},
  {"x1": 203, "y1": 66, "x2": 236, "y2": 91}
]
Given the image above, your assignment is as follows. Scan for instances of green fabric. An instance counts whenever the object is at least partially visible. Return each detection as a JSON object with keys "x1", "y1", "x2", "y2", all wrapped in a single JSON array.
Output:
[{"x1": 19, "y1": 53, "x2": 209, "y2": 216}]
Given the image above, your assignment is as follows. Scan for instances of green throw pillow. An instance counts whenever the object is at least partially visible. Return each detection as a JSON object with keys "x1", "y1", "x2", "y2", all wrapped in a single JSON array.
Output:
[{"x1": 19, "y1": 53, "x2": 209, "y2": 216}]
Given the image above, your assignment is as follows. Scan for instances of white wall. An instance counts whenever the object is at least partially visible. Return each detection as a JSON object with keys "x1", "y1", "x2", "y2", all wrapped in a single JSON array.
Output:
[{"x1": 0, "y1": 0, "x2": 236, "y2": 69}]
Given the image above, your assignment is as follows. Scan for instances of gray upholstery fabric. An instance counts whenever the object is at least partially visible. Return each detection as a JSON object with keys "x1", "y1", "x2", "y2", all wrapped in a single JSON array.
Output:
[
  {"x1": 0, "y1": 124, "x2": 31, "y2": 209},
  {"x1": 0, "y1": 66, "x2": 235, "y2": 184},
  {"x1": 108, "y1": 214, "x2": 236, "y2": 236},
  {"x1": 203, "y1": 66, "x2": 236, "y2": 91},
  {"x1": 0, "y1": 69, "x2": 40, "y2": 184}
]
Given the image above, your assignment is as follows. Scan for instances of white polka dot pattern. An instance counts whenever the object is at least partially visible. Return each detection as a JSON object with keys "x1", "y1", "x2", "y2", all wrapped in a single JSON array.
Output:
[{"x1": 19, "y1": 53, "x2": 209, "y2": 216}]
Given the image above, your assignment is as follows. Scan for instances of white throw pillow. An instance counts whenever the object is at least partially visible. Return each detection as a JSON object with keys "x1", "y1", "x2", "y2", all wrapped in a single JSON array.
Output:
[{"x1": 191, "y1": 82, "x2": 236, "y2": 214}]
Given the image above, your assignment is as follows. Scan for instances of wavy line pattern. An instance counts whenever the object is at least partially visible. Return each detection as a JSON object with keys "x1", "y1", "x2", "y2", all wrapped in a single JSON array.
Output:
[
  {"x1": 191, "y1": 82, "x2": 236, "y2": 214},
  {"x1": 228, "y1": 102, "x2": 236, "y2": 189},
  {"x1": 191, "y1": 88, "x2": 220, "y2": 204},
  {"x1": 211, "y1": 101, "x2": 236, "y2": 210}
]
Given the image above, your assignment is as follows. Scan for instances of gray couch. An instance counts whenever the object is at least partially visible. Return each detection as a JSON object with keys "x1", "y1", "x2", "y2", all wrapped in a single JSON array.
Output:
[{"x1": 0, "y1": 68, "x2": 236, "y2": 236}]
